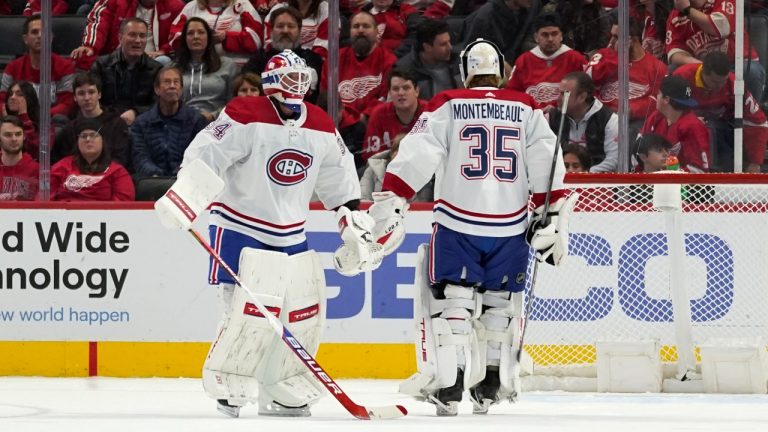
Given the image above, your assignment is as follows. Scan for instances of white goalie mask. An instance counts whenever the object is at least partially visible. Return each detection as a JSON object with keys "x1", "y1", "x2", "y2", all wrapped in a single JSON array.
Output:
[
  {"x1": 459, "y1": 38, "x2": 505, "y2": 88},
  {"x1": 261, "y1": 49, "x2": 313, "y2": 113}
]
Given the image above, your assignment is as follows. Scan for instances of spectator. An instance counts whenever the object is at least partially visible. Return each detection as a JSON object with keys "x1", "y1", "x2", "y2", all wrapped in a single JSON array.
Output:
[
  {"x1": 91, "y1": 17, "x2": 163, "y2": 126},
  {"x1": 71, "y1": 0, "x2": 185, "y2": 69},
  {"x1": 0, "y1": 15, "x2": 76, "y2": 121},
  {"x1": 360, "y1": 132, "x2": 434, "y2": 201},
  {"x1": 462, "y1": 0, "x2": 539, "y2": 62},
  {"x1": 168, "y1": 0, "x2": 263, "y2": 67},
  {"x1": 174, "y1": 17, "x2": 239, "y2": 122},
  {"x1": 50, "y1": 118, "x2": 135, "y2": 201},
  {"x1": 543, "y1": 0, "x2": 611, "y2": 55},
  {"x1": 395, "y1": 18, "x2": 461, "y2": 101},
  {"x1": 666, "y1": 0, "x2": 764, "y2": 102},
  {"x1": 321, "y1": 11, "x2": 397, "y2": 168},
  {"x1": 23, "y1": 0, "x2": 70, "y2": 15},
  {"x1": 363, "y1": 69, "x2": 426, "y2": 160},
  {"x1": 131, "y1": 66, "x2": 209, "y2": 177},
  {"x1": 631, "y1": 0, "x2": 672, "y2": 59},
  {"x1": 633, "y1": 133, "x2": 671, "y2": 172},
  {"x1": 549, "y1": 71, "x2": 619, "y2": 172},
  {"x1": 243, "y1": 7, "x2": 323, "y2": 104},
  {"x1": 562, "y1": 142, "x2": 592, "y2": 172},
  {"x1": 361, "y1": 0, "x2": 419, "y2": 53},
  {"x1": 231, "y1": 72, "x2": 263, "y2": 97},
  {"x1": 586, "y1": 16, "x2": 667, "y2": 123},
  {"x1": 263, "y1": 0, "x2": 330, "y2": 60},
  {"x1": 673, "y1": 51, "x2": 768, "y2": 173},
  {"x1": 54, "y1": 73, "x2": 132, "y2": 169},
  {"x1": 0, "y1": 116, "x2": 39, "y2": 201},
  {"x1": 3, "y1": 81, "x2": 49, "y2": 161},
  {"x1": 640, "y1": 75, "x2": 711, "y2": 172},
  {"x1": 506, "y1": 13, "x2": 586, "y2": 110}
]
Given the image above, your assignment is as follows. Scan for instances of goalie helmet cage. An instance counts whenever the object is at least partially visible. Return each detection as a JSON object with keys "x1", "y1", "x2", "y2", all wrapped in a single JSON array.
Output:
[{"x1": 521, "y1": 173, "x2": 768, "y2": 391}]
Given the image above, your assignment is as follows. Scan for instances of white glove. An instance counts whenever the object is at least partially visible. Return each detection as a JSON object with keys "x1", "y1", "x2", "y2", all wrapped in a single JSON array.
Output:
[
  {"x1": 525, "y1": 193, "x2": 578, "y2": 266},
  {"x1": 154, "y1": 159, "x2": 225, "y2": 230},
  {"x1": 367, "y1": 191, "x2": 408, "y2": 256},
  {"x1": 333, "y1": 207, "x2": 383, "y2": 276}
]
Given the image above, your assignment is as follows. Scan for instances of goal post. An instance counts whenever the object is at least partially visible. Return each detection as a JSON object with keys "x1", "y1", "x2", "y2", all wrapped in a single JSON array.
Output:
[{"x1": 521, "y1": 173, "x2": 768, "y2": 390}]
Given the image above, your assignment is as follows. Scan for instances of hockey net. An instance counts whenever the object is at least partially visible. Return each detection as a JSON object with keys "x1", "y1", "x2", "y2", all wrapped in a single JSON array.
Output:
[{"x1": 522, "y1": 173, "x2": 768, "y2": 386}]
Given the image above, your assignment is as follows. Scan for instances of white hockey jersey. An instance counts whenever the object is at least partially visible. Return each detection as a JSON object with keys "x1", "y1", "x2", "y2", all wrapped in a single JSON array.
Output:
[
  {"x1": 182, "y1": 96, "x2": 360, "y2": 247},
  {"x1": 384, "y1": 87, "x2": 567, "y2": 238}
]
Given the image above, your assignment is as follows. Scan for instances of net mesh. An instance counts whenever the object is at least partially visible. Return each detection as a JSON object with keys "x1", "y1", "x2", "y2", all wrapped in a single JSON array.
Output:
[{"x1": 523, "y1": 178, "x2": 768, "y2": 372}]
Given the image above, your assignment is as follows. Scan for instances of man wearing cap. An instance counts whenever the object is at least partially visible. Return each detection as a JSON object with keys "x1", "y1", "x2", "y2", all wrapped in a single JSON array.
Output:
[
  {"x1": 506, "y1": 12, "x2": 586, "y2": 110},
  {"x1": 640, "y1": 75, "x2": 711, "y2": 173}
]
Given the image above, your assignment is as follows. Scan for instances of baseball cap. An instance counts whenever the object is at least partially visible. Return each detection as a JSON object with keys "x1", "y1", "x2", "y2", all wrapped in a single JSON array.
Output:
[
  {"x1": 533, "y1": 13, "x2": 562, "y2": 32},
  {"x1": 660, "y1": 75, "x2": 698, "y2": 108}
]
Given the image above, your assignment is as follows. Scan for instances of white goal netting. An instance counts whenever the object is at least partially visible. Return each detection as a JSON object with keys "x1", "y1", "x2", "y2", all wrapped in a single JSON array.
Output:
[{"x1": 522, "y1": 174, "x2": 768, "y2": 377}]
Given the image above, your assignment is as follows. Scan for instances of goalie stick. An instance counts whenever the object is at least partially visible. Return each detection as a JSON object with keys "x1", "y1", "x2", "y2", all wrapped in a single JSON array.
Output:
[
  {"x1": 517, "y1": 90, "x2": 571, "y2": 364},
  {"x1": 188, "y1": 228, "x2": 408, "y2": 420}
]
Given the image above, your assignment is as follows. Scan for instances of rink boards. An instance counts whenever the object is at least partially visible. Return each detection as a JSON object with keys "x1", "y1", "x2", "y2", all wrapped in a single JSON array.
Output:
[{"x1": 1, "y1": 202, "x2": 765, "y2": 378}]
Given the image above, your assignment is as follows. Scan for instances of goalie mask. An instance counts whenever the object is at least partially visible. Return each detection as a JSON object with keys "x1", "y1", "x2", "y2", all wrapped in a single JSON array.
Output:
[
  {"x1": 261, "y1": 49, "x2": 313, "y2": 114},
  {"x1": 459, "y1": 39, "x2": 505, "y2": 88}
]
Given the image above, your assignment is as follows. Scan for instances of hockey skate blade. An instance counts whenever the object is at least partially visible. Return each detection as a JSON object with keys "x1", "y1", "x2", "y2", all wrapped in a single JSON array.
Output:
[{"x1": 358, "y1": 404, "x2": 408, "y2": 420}]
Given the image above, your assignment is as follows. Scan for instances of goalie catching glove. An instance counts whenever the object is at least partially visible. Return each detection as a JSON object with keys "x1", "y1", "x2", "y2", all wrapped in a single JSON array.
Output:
[
  {"x1": 333, "y1": 207, "x2": 384, "y2": 276},
  {"x1": 367, "y1": 191, "x2": 408, "y2": 256},
  {"x1": 526, "y1": 193, "x2": 578, "y2": 266}
]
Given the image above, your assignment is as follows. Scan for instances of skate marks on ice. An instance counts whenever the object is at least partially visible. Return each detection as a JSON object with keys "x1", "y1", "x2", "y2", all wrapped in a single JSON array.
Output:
[{"x1": 1, "y1": 378, "x2": 767, "y2": 432}]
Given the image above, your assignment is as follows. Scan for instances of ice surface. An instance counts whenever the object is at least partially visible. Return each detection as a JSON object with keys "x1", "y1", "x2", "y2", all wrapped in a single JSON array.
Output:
[{"x1": 1, "y1": 377, "x2": 767, "y2": 432}]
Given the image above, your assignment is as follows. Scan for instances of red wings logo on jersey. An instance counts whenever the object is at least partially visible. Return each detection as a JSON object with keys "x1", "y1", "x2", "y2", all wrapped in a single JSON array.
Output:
[
  {"x1": 267, "y1": 149, "x2": 314, "y2": 186},
  {"x1": 338, "y1": 75, "x2": 382, "y2": 104},
  {"x1": 598, "y1": 81, "x2": 652, "y2": 102},
  {"x1": 63, "y1": 174, "x2": 104, "y2": 192},
  {"x1": 525, "y1": 82, "x2": 561, "y2": 104}
]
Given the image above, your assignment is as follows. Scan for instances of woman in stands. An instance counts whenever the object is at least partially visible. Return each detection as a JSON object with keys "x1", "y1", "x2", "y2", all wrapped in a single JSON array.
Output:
[
  {"x1": 174, "y1": 17, "x2": 238, "y2": 122},
  {"x1": 262, "y1": 0, "x2": 330, "y2": 59},
  {"x1": 50, "y1": 118, "x2": 135, "y2": 201},
  {"x1": 168, "y1": 0, "x2": 263, "y2": 67},
  {"x1": 231, "y1": 72, "x2": 263, "y2": 97}
]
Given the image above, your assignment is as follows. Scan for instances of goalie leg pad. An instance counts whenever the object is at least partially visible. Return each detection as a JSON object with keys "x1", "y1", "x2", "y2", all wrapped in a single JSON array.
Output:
[
  {"x1": 202, "y1": 277, "x2": 286, "y2": 404},
  {"x1": 470, "y1": 290, "x2": 523, "y2": 406},
  {"x1": 400, "y1": 244, "x2": 481, "y2": 401},
  {"x1": 256, "y1": 250, "x2": 327, "y2": 409}
]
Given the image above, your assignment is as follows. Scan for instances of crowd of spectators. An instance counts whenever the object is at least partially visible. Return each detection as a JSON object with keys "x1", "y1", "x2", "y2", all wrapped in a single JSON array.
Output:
[{"x1": 1, "y1": 0, "x2": 767, "y2": 202}]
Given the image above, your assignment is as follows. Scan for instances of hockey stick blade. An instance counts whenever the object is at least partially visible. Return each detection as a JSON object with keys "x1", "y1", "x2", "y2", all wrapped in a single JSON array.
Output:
[{"x1": 188, "y1": 228, "x2": 407, "y2": 420}]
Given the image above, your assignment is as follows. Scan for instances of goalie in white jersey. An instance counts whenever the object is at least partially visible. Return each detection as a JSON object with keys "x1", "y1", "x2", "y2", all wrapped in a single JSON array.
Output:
[
  {"x1": 153, "y1": 50, "x2": 382, "y2": 418},
  {"x1": 366, "y1": 39, "x2": 576, "y2": 416}
]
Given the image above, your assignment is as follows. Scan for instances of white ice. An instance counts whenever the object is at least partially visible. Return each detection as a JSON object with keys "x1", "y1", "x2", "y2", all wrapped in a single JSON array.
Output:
[{"x1": 1, "y1": 377, "x2": 767, "y2": 432}]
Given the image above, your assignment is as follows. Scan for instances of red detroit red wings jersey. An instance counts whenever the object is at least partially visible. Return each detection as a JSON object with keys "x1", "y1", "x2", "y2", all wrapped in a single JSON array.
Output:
[
  {"x1": 384, "y1": 87, "x2": 566, "y2": 238},
  {"x1": 641, "y1": 110, "x2": 711, "y2": 172},
  {"x1": 321, "y1": 46, "x2": 397, "y2": 128},
  {"x1": 673, "y1": 63, "x2": 768, "y2": 165},
  {"x1": 586, "y1": 48, "x2": 667, "y2": 120},
  {"x1": 181, "y1": 96, "x2": 360, "y2": 247},
  {"x1": 362, "y1": 100, "x2": 426, "y2": 160},
  {"x1": 666, "y1": 0, "x2": 758, "y2": 62},
  {"x1": 506, "y1": 46, "x2": 586, "y2": 108}
]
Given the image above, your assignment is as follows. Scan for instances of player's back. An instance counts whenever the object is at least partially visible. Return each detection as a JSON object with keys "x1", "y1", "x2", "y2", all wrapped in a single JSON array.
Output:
[{"x1": 390, "y1": 86, "x2": 557, "y2": 238}]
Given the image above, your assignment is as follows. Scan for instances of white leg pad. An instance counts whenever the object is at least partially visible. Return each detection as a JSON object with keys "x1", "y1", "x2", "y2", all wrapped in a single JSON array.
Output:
[
  {"x1": 202, "y1": 280, "x2": 286, "y2": 404},
  {"x1": 473, "y1": 291, "x2": 523, "y2": 399},
  {"x1": 256, "y1": 249, "x2": 327, "y2": 407},
  {"x1": 400, "y1": 244, "x2": 480, "y2": 399}
]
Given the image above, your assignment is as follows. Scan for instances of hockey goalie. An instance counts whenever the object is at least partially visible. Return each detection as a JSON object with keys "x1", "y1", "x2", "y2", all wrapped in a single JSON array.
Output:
[
  {"x1": 153, "y1": 51, "x2": 382, "y2": 418},
  {"x1": 368, "y1": 39, "x2": 577, "y2": 416}
]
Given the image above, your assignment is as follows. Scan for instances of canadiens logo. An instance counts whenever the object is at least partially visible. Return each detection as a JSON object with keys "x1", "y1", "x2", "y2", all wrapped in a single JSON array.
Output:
[{"x1": 267, "y1": 149, "x2": 313, "y2": 186}]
